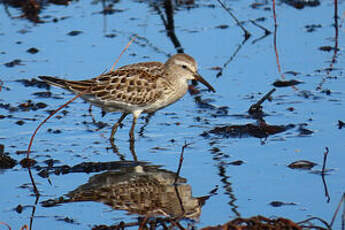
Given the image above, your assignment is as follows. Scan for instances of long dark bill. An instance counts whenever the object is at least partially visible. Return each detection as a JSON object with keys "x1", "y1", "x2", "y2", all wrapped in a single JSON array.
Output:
[{"x1": 194, "y1": 72, "x2": 216, "y2": 93}]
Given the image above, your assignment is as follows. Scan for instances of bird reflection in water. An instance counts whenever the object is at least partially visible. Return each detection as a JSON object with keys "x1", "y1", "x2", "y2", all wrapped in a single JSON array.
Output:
[{"x1": 41, "y1": 163, "x2": 208, "y2": 224}]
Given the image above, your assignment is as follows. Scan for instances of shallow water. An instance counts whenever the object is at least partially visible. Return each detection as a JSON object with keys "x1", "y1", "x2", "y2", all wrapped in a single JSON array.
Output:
[{"x1": 1, "y1": 0, "x2": 345, "y2": 229}]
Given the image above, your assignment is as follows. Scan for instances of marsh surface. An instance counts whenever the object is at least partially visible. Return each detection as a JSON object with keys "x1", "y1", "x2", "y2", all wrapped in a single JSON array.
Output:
[{"x1": 0, "y1": 0, "x2": 344, "y2": 229}]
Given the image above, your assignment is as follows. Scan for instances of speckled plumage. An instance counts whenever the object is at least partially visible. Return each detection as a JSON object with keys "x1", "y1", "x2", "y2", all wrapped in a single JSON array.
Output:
[{"x1": 39, "y1": 53, "x2": 215, "y2": 141}]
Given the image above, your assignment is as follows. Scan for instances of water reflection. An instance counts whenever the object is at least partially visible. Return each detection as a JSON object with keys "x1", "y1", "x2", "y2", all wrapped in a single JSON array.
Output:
[
  {"x1": 152, "y1": 0, "x2": 184, "y2": 53},
  {"x1": 2, "y1": 0, "x2": 71, "y2": 23},
  {"x1": 41, "y1": 162, "x2": 208, "y2": 221}
]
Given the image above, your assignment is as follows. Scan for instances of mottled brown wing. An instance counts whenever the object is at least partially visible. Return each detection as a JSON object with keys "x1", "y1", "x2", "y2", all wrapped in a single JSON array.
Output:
[
  {"x1": 63, "y1": 79, "x2": 95, "y2": 92},
  {"x1": 90, "y1": 69, "x2": 165, "y2": 106},
  {"x1": 116, "y1": 61, "x2": 163, "y2": 76}
]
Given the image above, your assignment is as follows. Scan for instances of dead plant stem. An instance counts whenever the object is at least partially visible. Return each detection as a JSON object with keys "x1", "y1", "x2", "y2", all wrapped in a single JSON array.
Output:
[
  {"x1": 25, "y1": 91, "x2": 87, "y2": 196},
  {"x1": 26, "y1": 92, "x2": 87, "y2": 159},
  {"x1": 321, "y1": 147, "x2": 329, "y2": 175},
  {"x1": 330, "y1": 193, "x2": 345, "y2": 228},
  {"x1": 110, "y1": 35, "x2": 137, "y2": 72},
  {"x1": 174, "y1": 142, "x2": 190, "y2": 184},
  {"x1": 216, "y1": 0, "x2": 250, "y2": 40},
  {"x1": 0, "y1": 79, "x2": 3, "y2": 92}
]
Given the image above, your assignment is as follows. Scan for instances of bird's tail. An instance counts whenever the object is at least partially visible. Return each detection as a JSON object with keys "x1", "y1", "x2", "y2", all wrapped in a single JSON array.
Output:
[
  {"x1": 39, "y1": 76, "x2": 69, "y2": 89},
  {"x1": 39, "y1": 76, "x2": 94, "y2": 92}
]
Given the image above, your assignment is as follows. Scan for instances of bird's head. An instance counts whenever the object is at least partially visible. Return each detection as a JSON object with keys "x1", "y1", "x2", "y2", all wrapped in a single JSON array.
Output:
[{"x1": 165, "y1": 53, "x2": 216, "y2": 93}]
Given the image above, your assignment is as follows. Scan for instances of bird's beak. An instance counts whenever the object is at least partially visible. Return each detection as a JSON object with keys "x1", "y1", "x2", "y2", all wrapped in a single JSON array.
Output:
[{"x1": 194, "y1": 72, "x2": 216, "y2": 93}]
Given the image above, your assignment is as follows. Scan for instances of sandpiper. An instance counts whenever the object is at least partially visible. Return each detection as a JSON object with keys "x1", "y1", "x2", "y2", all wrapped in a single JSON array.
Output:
[{"x1": 39, "y1": 53, "x2": 215, "y2": 141}]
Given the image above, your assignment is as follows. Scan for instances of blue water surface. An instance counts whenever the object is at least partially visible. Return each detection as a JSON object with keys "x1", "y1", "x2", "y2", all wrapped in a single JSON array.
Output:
[{"x1": 1, "y1": 0, "x2": 344, "y2": 229}]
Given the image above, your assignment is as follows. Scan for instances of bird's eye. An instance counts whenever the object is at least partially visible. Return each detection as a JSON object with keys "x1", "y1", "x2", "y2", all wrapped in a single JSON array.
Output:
[{"x1": 181, "y1": 65, "x2": 187, "y2": 69}]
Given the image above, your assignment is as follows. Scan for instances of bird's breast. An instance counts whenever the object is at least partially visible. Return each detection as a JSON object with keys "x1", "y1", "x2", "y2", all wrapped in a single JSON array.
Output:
[{"x1": 143, "y1": 80, "x2": 189, "y2": 113}]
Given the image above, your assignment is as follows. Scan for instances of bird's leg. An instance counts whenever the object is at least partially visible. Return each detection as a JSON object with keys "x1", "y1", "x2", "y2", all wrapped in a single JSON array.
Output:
[
  {"x1": 88, "y1": 105, "x2": 97, "y2": 124},
  {"x1": 129, "y1": 137, "x2": 138, "y2": 162},
  {"x1": 129, "y1": 111, "x2": 142, "y2": 142},
  {"x1": 139, "y1": 112, "x2": 155, "y2": 137},
  {"x1": 129, "y1": 115, "x2": 138, "y2": 142},
  {"x1": 110, "y1": 140, "x2": 126, "y2": 161},
  {"x1": 110, "y1": 113, "x2": 128, "y2": 141}
]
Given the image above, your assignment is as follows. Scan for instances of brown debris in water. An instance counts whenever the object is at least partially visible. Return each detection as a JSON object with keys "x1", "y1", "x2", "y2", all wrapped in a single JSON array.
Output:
[
  {"x1": 16, "y1": 78, "x2": 50, "y2": 89},
  {"x1": 3, "y1": 0, "x2": 72, "y2": 23},
  {"x1": 93, "y1": 215, "x2": 329, "y2": 230},
  {"x1": 319, "y1": 46, "x2": 339, "y2": 52},
  {"x1": 0, "y1": 145, "x2": 17, "y2": 169},
  {"x1": 20, "y1": 158, "x2": 37, "y2": 168},
  {"x1": 270, "y1": 201, "x2": 297, "y2": 207},
  {"x1": 67, "y1": 30, "x2": 83, "y2": 36},
  {"x1": 288, "y1": 160, "x2": 317, "y2": 170},
  {"x1": 201, "y1": 215, "x2": 325, "y2": 230},
  {"x1": 4, "y1": 59, "x2": 22, "y2": 67},
  {"x1": 19, "y1": 100, "x2": 47, "y2": 111},
  {"x1": 210, "y1": 121, "x2": 295, "y2": 138},
  {"x1": 26, "y1": 47, "x2": 39, "y2": 54},
  {"x1": 273, "y1": 79, "x2": 302, "y2": 87},
  {"x1": 282, "y1": 0, "x2": 320, "y2": 9},
  {"x1": 92, "y1": 214, "x2": 329, "y2": 230},
  {"x1": 248, "y1": 88, "x2": 275, "y2": 119},
  {"x1": 21, "y1": 0, "x2": 41, "y2": 23}
]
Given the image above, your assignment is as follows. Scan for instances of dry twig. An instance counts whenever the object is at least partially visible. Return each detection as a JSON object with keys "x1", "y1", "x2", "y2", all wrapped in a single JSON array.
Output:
[
  {"x1": 110, "y1": 35, "x2": 137, "y2": 72},
  {"x1": 26, "y1": 92, "x2": 88, "y2": 160},
  {"x1": 216, "y1": 0, "x2": 250, "y2": 40},
  {"x1": 330, "y1": 193, "x2": 345, "y2": 228},
  {"x1": 0, "y1": 222, "x2": 11, "y2": 230},
  {"x1": 248, "y1": 88, "x2": 276, "y2": 116},
  {"x1": 321, "y1": 147, "x2": 329, "y2": 175},
  {"x1": 174, "y1": 142, "x2": 191, "y2": 184}
]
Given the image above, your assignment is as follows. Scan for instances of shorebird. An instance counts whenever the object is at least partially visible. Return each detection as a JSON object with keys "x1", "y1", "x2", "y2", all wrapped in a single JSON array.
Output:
[{"x1": 39, "y1": 53, "x2": 215, "y2": 141}]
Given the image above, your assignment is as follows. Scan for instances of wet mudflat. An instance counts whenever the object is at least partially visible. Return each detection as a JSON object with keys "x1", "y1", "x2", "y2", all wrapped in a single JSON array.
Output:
[{"x1": 1, "y1": 0, "x2": 345, "y2": 229}]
